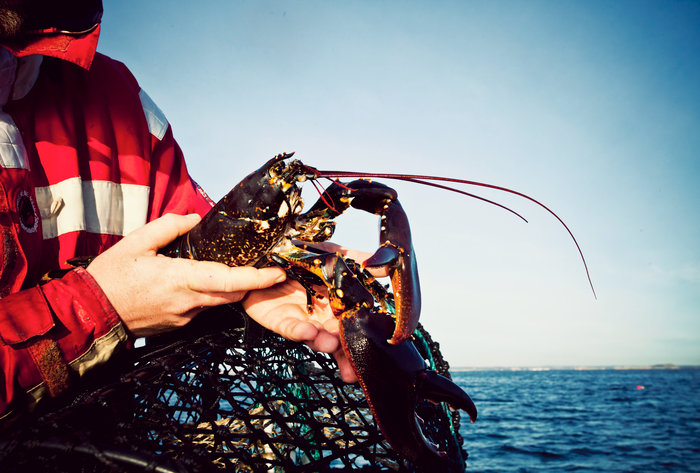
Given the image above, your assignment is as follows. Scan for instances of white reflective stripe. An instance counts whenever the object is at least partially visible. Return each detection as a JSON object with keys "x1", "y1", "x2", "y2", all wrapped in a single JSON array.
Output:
[
  {"x1": 138, "y1": 89, "x2": 168, "y2": 140},
  {"x1": 0, "y1": 110, "x2": 29, "y2": 170},
  {"x1": 0, "y1": 324, "x2": 128, "y2": 424},
  {"x1": 70, "y1": 323, "x2": 128, "y2": 376},
  {"x1": 35, "y1": 177, "x2": 150, "y2": 239}
]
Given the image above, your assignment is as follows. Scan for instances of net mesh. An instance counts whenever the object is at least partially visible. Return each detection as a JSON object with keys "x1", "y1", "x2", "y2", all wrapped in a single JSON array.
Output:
[{"x1": 0, "y1": 305, "x2": 467, "y2": 472}]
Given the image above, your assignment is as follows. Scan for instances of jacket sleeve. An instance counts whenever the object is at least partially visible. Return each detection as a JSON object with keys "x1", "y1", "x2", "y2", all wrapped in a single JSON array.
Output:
[
  {"x1": 0, "y1": 126, "x2": 211, "y2": 423},
  {"x1": 0, "y1": 130, "x2": 210, "y2": 424},
  {"x1": 0, "y1": 65, "x2": 213, "y2": 424},
  {"x1": 0, "y1": 268, "x2": 127, "y2": 424}
]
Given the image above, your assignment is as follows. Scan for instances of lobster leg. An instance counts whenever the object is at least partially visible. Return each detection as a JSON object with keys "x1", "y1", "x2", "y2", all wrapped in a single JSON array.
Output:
[
  {"x1": 269, "y1": 246, "x2": 384, "y2": 316},
  {"x1": 299, "y1": 179, "x2": 421, "y2": 345}
]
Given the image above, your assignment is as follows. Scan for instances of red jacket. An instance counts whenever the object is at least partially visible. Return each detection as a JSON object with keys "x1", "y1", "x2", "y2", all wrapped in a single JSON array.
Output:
[{"x1": 0, "y1": 35, "x2": 212, "y2": 422}]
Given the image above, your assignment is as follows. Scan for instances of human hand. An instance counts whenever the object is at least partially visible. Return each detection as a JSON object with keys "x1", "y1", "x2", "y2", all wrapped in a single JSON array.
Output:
[
  {"x1": 243, "y1": 242, "x2": 391, "y2": 383},
  {"x1": 243, "y1": 277, "x2": 359, "y2": 381},
  {"x1": 86, "y1": 213, "x2": 286, "y2": 338}
]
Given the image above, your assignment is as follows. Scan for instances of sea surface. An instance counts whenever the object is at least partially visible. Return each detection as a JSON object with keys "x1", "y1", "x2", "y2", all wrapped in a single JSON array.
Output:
[{"x1": 452, "y1": 369, "x2": 700, "y2": 472}]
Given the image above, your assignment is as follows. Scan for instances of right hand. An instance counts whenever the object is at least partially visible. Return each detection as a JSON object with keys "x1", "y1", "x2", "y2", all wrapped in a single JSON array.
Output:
[
  {"x1": 86, "y1": 213, "x2": 286, "y2": 338},
  {"x1": 242, "y1": 242, "x2": 391, "y2": 383}
]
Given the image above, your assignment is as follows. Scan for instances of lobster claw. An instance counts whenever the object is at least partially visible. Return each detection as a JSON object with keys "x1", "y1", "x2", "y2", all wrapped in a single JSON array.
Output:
[
  {"x1": 301, "y1": 179, "x2": 421, "y2": 345},
  {"x1": 361, "y1": 196, "x2": 420, "y2": 345},
  {"x1": 335, "y1": 259, "x2": 477, "y2": 465}
]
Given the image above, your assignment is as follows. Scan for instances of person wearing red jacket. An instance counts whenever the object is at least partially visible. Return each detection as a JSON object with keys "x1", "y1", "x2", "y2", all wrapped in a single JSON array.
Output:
[{"x1": 0, "y1": 1, "x2": 358, "y2": 425}]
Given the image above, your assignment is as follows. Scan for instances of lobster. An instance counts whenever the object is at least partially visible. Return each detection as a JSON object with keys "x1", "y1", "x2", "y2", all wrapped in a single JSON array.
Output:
[{"x1": 160, "y1": 152, "x2": 594, "y2": 466}]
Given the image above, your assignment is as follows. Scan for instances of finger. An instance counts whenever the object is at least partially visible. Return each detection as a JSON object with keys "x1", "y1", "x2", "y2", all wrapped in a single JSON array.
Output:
[
  {"x1": 304, "y1": 330, "x2": 341, "y2": 353},
  {"x1": 333, "y1": 349, "x2": 359, "y2": 383},
  {"x1": 184, "y1": 290, "x2": 250, "y2": 308},
  {"x1": 248, "y1": 302, "x2": 321, "y2": 341},
  {"x1": 183, "y1": 263, "x2": 286, "y2": 294},
  {"x1": 273, "y1": 316, "x2": 321, "y2": 341},
  {"x1": 125, "y1": 213, "x2": 202, "y2": 253},
  {"x1": 321, "y1": 317, "x2": 340, "y2": 336}
]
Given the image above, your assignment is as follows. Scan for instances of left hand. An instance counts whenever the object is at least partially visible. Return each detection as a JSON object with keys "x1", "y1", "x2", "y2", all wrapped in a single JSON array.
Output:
[
  {"x1": 243, "y1": 243, "x2": 390, "y2": 383},
  {"x1": 243, "y1": 278, "x2": 357, "y2": 382}
]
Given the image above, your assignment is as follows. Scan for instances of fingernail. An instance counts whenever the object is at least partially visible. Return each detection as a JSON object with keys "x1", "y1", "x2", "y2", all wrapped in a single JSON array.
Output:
[{"x1": 275, "y1": 271, "x2": 286, "y2": 283}]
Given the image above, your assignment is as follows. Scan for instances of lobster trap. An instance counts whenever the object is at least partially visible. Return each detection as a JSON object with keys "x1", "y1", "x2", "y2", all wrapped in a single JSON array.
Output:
[{"x1": 0, "y1": 305, "x2": 468, "y2": 472}]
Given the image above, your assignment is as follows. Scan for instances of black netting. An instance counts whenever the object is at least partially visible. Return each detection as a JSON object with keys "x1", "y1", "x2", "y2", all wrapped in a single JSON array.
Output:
[{"x1": 0, "y1": 306, "x2": 467, "y2": 472}]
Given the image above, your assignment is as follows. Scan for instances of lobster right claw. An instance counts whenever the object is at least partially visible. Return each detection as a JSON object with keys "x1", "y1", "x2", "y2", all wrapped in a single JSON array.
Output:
[
  {"x1": 361, "y1": 196, "x2": 421, "y2": 345},
  {"x1": 300, "y1": 179, "x2": 421, "y2": 345}
]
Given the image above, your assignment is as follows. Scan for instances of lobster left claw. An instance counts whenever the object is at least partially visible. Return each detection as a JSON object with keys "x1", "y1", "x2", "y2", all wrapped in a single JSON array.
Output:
[
  {"x1": 299, "y1": 179, "x2": 421, "y2": 345},
  {"x1": 328, "y1": 257, "x2": 477, "y2": 466},
  {"x1": 341, "y1": 309, "x2": 477, "y2": 466}
]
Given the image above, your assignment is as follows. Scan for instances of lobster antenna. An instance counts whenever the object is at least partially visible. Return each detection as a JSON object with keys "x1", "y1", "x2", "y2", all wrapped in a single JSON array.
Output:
[
  {"x1": 400, "y1": 177, "x2": 528, "y2": 223},
  {"x1": 310, "y1": 179, "x2": 340, "y2": 213},
  {"x1": 315, "y1": 169, "x2": 596, "y2": 299}
]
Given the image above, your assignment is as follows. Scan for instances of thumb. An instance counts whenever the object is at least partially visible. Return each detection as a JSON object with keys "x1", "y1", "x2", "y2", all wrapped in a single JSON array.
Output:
[{"x1": 125, "y1": 213, "x2": 202, "y2": 253}]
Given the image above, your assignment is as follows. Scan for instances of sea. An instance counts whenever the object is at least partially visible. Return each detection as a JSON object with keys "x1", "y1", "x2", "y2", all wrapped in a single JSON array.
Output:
[{"x1": 452, "y1": 368, "x2": 700, "y2": 472}]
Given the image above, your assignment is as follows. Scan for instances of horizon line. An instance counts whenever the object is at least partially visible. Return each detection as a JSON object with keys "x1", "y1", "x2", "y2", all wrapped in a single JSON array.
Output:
[{"x1": 450, "y1": 363, "x2": 700, "y2": 371}]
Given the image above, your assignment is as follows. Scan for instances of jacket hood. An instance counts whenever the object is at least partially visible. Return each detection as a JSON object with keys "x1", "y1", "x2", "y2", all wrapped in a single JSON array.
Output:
[{"x1": 0, "y1": 0, "x2": 102, "y2": 69}]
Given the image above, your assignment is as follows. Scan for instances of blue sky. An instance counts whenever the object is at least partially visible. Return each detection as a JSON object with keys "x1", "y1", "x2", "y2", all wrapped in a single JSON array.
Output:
[{"x1": 99, "y1": 1, "x2": 699, "y2": 367}]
